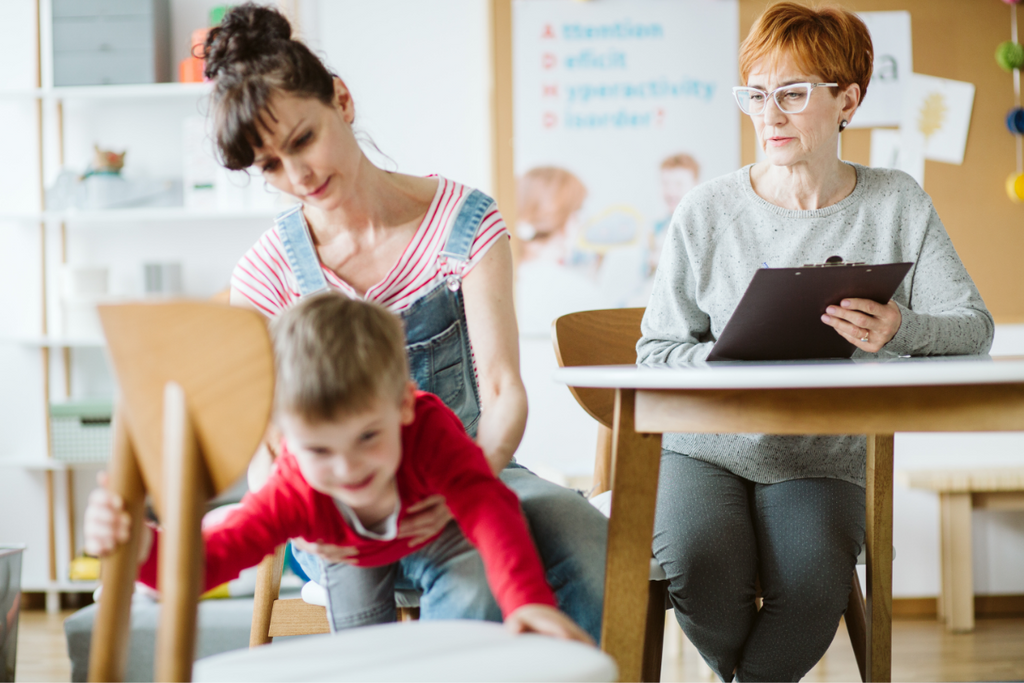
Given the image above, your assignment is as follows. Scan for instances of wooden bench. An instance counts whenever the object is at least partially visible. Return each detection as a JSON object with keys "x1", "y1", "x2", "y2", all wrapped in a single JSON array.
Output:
[{"x1": 897, "y1": 468, "x2": 1024, "y2": 633}]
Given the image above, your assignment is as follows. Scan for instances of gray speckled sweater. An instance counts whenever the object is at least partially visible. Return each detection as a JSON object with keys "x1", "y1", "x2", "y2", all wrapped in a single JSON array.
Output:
[{"x1": 636, "y1": 163, "x2": 994, "y2": 488}]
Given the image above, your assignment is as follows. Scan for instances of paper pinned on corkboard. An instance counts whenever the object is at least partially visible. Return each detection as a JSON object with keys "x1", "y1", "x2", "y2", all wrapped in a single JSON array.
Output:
[{"x1": 899, "y1": 73, "x2": 975, "y2": 166}]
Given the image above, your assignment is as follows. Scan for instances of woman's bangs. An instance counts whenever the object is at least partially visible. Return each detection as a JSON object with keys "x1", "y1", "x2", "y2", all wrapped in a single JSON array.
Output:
[{"x1": 215, "y1": 81, "x2": 279, "y2": 170}]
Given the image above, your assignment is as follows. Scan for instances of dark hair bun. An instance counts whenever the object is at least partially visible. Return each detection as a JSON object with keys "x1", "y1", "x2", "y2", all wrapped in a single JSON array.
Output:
[
  {"x1": 202, "y1": 2, "x2": 336, "y2": 170},
  {"x1": 202, "y1": 3, "x2": 293, "y2": 80}
]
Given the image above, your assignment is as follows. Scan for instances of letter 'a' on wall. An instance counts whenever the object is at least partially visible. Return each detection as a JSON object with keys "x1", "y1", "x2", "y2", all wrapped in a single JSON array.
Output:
[
  {"x1": 851, "y1": 11, "x2": 913, "y2": 129},
  {"x1": 512, "y1": 0, "x2": 739, "y2": 335}
]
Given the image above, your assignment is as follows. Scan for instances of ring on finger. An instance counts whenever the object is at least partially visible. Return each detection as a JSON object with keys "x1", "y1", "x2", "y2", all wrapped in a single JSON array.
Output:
[{"x1": 860, "y1": 332, "x2": 869, "y2": 342}]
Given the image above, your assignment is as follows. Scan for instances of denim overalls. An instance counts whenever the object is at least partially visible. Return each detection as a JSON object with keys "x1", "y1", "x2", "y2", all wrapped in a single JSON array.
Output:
[
  {"x1": 276, "y1": 191, "x2": 606, "y2": 640},
  {"x1": 275, "y1": 190, "x2": 495, "y2": 436}
]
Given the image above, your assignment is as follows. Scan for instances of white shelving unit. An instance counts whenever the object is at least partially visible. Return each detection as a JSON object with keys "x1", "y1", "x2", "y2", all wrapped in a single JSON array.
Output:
[
  {"x1": 0, "y1": 206, "x2": 280, "y2": 225},
  {"x1": 2, "y1": 336, "x2": 105, "y2": 348},
  {"x1": 0, "y1": 81, "x2": 212, "y2": 102},
  {"x1": 22, "y1": 579, "x2": 98, "y2": 595},
  {"x1": 0, "y1": 457, "x2": 105, "y2": 470},
  {"x1": 0, "y1": 49, "x2": 279, "y2": 611}
]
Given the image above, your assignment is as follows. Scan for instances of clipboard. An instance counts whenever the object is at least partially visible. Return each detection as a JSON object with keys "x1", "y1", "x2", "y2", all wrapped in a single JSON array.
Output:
[{"x1": 706, "y1": 259, "x2": 913, "y2": 361}]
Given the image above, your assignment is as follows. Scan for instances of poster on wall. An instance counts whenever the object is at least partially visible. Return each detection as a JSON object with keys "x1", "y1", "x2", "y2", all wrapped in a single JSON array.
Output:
[
  {"x1": 902, "y1": 73, "x2": 975, "y2": 165},
  {"x1": 850, "y1": 11, "x2": 912, "y2": 129},
  {"x1": 512, "y1": 0, "x2": 740, "y2": 335}
]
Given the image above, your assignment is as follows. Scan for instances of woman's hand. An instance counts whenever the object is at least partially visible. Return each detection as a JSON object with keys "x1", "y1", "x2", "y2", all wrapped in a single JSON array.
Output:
[
  {"x1": 291, "y1": 495, "x2": 451, "y2": 563},
  {"x1": 396, "y1": 495, "x2": 453, "y2": 546},
  {"x1": 821, "y1": 298, "x2": 902, "y2": 353},
  {"x1": 84, "y1": 471, "x2": 152, "y2": 562},
  {"x1": 290, "y1": 538, "x2": 360, "y2": 564},
  {"x1": 504, "y1": 604, "x2": 594, "y2": 645}
]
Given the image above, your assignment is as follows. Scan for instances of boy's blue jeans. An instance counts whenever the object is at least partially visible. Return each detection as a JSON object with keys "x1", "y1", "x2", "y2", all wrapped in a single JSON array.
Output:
[
  {"x1": 295, "y1": 520, "x2": 501, "y2": 629},
  {"x1": 294, "y1": 463, "x2": 608, "y2": 642}
]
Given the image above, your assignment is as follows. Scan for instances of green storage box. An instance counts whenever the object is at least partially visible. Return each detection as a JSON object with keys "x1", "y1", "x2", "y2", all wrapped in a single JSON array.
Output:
[{"x1": 49, "y1": 400, "x2": 114, "y2": 462}]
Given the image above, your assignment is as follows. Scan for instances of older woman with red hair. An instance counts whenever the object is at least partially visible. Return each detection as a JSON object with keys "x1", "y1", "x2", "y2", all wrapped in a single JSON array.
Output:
[{"x1": 638, "y1": 3, "x2": 993, "y2": 680}]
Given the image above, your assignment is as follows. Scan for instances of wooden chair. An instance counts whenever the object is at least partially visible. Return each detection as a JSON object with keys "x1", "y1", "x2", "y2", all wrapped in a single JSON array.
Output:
[
  {"x1": 250, "y1": 545, "x2": 329, "y2": 644},
  {"x1": 551, "y1": 308, "x2": 870, "y2": 683},
  {"x1": 89, "y1": 301, "x2": 275, "y2": 682}
]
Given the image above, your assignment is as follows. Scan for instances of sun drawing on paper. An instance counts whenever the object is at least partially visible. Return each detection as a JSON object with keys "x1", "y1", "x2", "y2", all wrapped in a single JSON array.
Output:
[{"x1": 917, "y1": 92, "x2": 948, "y2": 143}]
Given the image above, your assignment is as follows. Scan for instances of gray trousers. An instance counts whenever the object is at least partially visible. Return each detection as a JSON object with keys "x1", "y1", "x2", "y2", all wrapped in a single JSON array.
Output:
[{"x1": 653, "y1": 451, "x2": 865, "y2": 682}]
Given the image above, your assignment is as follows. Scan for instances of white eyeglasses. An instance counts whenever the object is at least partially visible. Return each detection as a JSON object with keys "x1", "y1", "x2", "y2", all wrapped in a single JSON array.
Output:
[{"x1": 732, "y1": 82, "x2": 838, "y2": 115}]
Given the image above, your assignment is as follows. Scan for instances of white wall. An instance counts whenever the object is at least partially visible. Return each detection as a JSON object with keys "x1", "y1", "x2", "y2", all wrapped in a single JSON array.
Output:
[{"x1": 309, "y1": 0, "x2": 493, "y2": 195}]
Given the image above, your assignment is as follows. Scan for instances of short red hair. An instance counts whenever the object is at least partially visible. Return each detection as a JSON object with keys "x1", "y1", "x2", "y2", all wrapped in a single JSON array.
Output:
[{"x1": 739, "y1": 2, "x2": 873, "y2": 105}]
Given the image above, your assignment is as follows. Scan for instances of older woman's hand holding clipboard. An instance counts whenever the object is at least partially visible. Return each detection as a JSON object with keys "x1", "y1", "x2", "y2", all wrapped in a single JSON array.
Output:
[
  {"x1": 706, "y1": 260, "x2": 913, "y2": 362},
  {"x1": 821, "y1": 296, "x2": 903, "y2": 353}
]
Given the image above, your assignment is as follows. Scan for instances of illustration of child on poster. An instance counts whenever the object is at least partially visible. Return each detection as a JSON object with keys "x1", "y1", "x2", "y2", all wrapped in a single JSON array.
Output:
[{"x1": 515, "y1": 166, "x2": 605, "y2": 335}]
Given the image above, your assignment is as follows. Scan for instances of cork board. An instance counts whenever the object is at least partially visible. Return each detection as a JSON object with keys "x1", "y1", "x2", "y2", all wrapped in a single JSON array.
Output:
[{"x1": 739, "y1": 0, "x2": 1024, "y2": 322}]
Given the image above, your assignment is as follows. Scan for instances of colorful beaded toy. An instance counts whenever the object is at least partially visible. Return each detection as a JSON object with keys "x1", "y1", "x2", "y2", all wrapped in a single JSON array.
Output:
[{"x1": 997, "y1": 0, "x2": 1024, "y2": 202}]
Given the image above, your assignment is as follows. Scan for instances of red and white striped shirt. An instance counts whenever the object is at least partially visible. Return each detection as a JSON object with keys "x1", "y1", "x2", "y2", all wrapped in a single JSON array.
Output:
[{"x1": 231, "y1": 177, "x2": 508, "y2": 317}]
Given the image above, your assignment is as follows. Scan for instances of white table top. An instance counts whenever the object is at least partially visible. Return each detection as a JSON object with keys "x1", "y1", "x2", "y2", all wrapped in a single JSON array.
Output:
[
  {"x1": 552, "y1": 355, "x2": 1024, "y2": 390},
  {"x1": 193, "y1": 620, "x2": 617, "y2": 683}
]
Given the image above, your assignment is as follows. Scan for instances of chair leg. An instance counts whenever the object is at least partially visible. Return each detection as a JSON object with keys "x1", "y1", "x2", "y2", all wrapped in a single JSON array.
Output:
[
  {"x1": 397, "y1": 607, "x2": 421, "y2": 622},
  {"x1": 250, "y1": 545, "x2": 286, "y2": 647},
  {"x1": 88, "y1": 413, "x2": 145, "y2": 683},
  {"x1": 593, "y1": 425, "x2": 613, "y2": 495},
  {"x1": 155, "y1": 382, "x2": 211, "y2": 683},
  {"x1": 846, "y1": 569, "x2": 868, "y2": 683},
  {"x1": 641, "y1": 580, "x2": 669, "y2": 682}
]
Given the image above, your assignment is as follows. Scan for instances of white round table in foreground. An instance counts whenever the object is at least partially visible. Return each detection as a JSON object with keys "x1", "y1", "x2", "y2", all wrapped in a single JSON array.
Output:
[{"x1": 193, "y1": 620, "x2": 617, "y2": 682}]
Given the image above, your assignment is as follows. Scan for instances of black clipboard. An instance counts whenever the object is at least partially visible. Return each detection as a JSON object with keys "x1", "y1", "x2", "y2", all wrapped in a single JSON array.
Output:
[{"x1": 706, "y1": 260, "x2": 913, "y2": 361}]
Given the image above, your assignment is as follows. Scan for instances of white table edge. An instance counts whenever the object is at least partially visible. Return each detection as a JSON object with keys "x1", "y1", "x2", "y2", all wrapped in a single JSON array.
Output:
[{"x1": 552, "y1": 356, "x2": 1024, "y2": 390}]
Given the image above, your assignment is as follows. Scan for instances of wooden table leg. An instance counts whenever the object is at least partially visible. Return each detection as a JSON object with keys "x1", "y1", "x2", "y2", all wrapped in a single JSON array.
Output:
[
  {"x1": 865, "y1": 434, "x2": 893, "y2": 682},
  {"x1": 602, "y1": 389, "x2": 663, "y2": 682},
  {"x1": 89, "y1": 411, "x2": 146, "y2": 683}
]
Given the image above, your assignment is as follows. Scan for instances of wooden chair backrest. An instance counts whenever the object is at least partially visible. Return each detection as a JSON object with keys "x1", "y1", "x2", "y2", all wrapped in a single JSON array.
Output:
[
  {"x1": 98, "y1": 301, "x2": 274, "y2": 517},
  {"x1": 551, "y1": 308, "x2": 646, "y2": 429}
]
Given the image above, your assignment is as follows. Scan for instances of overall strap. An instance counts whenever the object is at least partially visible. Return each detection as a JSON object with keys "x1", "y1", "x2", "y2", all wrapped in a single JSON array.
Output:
[
  {"x1": 275, "y1": 204, "x2": 330, "y2": 297},
  {"x1": 440, "y1": 189, "x2": 493, "y2": 264}
]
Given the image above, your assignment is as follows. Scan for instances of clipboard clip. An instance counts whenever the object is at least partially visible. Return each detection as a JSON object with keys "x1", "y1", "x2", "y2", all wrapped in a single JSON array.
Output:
[{"x1": 802, "y1": 255, "x2": 866, "y2": 268}]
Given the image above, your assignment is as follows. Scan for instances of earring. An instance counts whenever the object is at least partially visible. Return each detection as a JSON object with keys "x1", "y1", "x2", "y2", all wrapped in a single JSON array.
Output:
[{"x1": 839, "y1": 120, "x2": 849, "y2": 132}]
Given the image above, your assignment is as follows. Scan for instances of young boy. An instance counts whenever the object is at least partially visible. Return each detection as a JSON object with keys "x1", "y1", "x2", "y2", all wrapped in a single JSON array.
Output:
[{"x1": 85, "y1": 292, "x2": 590, "y2": 642}]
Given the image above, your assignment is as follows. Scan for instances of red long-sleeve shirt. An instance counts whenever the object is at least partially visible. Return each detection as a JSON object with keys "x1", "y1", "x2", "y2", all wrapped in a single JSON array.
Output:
[{"x1": 138, "y1": 392, "x2": 556, "y2": 616}]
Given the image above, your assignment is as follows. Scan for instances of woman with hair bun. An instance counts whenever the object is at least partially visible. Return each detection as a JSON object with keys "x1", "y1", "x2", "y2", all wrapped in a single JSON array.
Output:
[
  {"x1": 207, "y1": 4, "x2": 606, "y2": 640},
  {"x1": 639, "y1": 3, "x2": 992, "y2": 680}
]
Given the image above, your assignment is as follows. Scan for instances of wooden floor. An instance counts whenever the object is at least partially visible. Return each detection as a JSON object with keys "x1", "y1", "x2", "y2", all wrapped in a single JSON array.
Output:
[
  {"x1": 15, "y1": 610, "x2": 73, "y2": 683},
  {"x1": 12, "y1": 608, "x2": 1024, "y2": 681},
  {"x1": 660, "y1": 615, "x2": 1024, "y2": 682}
]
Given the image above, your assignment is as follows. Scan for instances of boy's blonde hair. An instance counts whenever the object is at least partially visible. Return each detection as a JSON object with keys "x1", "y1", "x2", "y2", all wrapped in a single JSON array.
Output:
[{"x1": 269, "y1": 292, "x2": 409, "y2": 421}]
